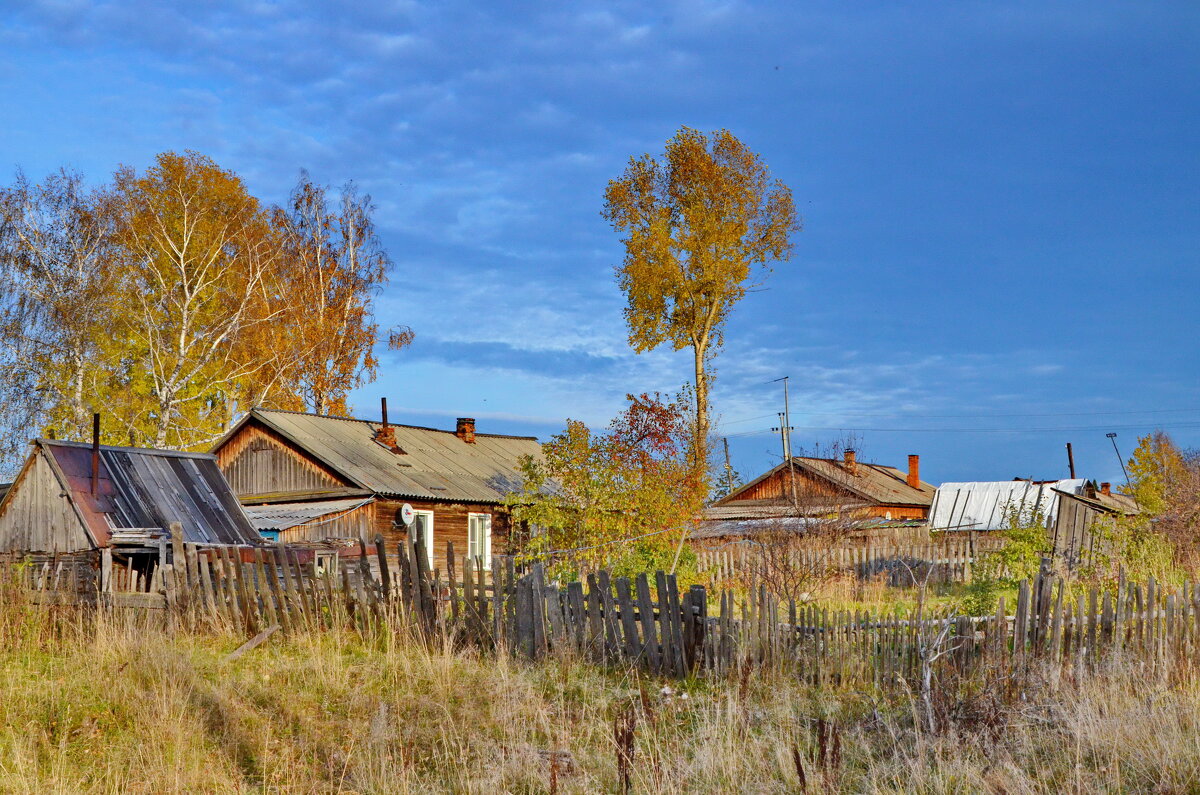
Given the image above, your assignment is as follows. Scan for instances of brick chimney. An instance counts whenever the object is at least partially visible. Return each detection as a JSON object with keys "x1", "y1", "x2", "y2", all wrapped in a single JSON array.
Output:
[
  {"x1": 907, "y1": 454, "x2": 920, "y2": 489},
  {"x1": 1100, "y1": 482, "x2": 1112, "y2": 496},
  {"x1": 374, "y1": 397, "x2": 404, "y2": 453},
  {"x1": 456, "y1": 417, "x2": 476, "y2": 444},
  {"x1": 843, "y1": 449, "x2": 857, "y2": 476}
]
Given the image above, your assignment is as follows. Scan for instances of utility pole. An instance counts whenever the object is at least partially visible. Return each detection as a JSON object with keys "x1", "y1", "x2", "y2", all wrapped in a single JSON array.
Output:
[
  {"x1": 772, "y1": 375, "x2": 798, "y2": 507},
  {"x1": 722, "y1": 437, "x2": 736, "y2": 496},
  {"x1": 1107, "y1": 433, "x2": 1131, "y2": 488}
]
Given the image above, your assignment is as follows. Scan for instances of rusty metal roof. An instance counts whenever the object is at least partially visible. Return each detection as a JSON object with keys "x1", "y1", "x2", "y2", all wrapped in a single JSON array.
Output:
[
  {"x1": 220, "y1": 408, "x2": 543, "y2": 503},
  {"x1": 39, "y1": 439, "x2": 262, "y2": 547}
]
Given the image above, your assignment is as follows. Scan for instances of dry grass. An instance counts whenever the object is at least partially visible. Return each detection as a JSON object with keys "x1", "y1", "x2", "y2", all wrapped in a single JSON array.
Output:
[{"x1": 1, "y1": 594, "x2": 1199, "y2": 793}]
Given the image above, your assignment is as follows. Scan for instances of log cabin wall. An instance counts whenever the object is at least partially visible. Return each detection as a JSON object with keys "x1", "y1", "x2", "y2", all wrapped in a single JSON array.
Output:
[
  {"x1": 217, "y1": 423, "x2": 350, "y2": 497},
  {"x1": 372, "y1": 499, "x2": 512, "y2": 574}
]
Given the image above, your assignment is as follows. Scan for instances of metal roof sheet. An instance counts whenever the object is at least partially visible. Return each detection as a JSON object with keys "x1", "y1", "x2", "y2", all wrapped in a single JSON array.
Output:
[
  {"x1": 241, "y1": 409, "x2": 543, "y2": 503},
  {"x1": 243, "y1": 498, "x2": 374, "y2": 531},
  {"x1": 40, "y1": 439, "x2": 263, "y2": 547},
  {"x1": 928, "y1": 479, "x2": 1086, "y2": 532}
]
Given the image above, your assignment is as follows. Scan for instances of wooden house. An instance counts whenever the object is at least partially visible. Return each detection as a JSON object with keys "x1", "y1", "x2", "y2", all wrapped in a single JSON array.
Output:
[
  {"x1": 695, "y1": 451, "x2": 934, "y2": 544},
  {"x1": 211, "y1": 407, "x2": 542, "y2": 572},
  {"x1": 0, "y1": 439, "x2": 262, "y2": 577}
]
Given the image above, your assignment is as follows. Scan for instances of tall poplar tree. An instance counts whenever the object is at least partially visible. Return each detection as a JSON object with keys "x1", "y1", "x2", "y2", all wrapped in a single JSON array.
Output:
[{"x1": 602, "y1": 127, "x2": 799, "y2": 469}]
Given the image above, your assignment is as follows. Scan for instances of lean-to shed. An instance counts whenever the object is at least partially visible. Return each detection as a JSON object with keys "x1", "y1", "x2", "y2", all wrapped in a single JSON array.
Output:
[{"x1": 0, "y1": 439, "x2": 263, "y2": 554}]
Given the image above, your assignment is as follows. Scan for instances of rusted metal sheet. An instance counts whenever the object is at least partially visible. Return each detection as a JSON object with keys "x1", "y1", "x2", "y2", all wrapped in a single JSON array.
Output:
[
  {"x1": 216, "y1": 409, "x2": 544, "y2": 504},
  {"x1": 34, "y1": 440, "x2": 262, "y2": 548}
]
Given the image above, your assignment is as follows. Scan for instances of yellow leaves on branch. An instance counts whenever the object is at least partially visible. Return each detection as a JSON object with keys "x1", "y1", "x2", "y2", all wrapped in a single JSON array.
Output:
[
  {"x1": 0, "y1": 152, "x2": 408, "y2": 454},
  {"x1": 602, "y1": 127, "x2": 799, "y2": 461}
]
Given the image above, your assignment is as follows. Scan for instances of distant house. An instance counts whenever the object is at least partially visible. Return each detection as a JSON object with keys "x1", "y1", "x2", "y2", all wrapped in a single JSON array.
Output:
[
  {"x1": 0, "y1": 439, "x2": 262, "y2": 557},
  {"x1": 696, "y1": 450, "x2": 935, "y2": 542},
  {"x1": 211, "y1": 407, "x2": 542, "y2": 571}
]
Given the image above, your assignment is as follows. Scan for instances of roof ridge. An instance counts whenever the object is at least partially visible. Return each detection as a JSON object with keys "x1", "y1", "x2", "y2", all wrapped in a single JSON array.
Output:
[
  {"x1": 36, "y1": 438, "x2": 217, "y2": 459},
  {"x1": 251, "y1": 407, "x2": 539, "y2": 440}
]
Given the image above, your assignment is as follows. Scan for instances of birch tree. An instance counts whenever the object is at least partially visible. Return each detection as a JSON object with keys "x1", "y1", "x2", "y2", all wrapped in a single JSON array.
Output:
[
  {"x1": 602, "y1": 127, "x2": 799, "y2": 469},
  {"x1": 273, "y1": 174, "x2": 413, "y2": 415},
  {"x1": 109, "y1": 151, "x2": 289, "y2": 449},
  {"x1": 0, "y1": 170, "x2": 117, "y2": 464}
]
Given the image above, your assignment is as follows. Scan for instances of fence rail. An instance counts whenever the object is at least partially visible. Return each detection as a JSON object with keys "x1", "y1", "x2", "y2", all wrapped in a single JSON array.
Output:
[
  {"x1": 697, "y1": 536, "x2": 1006, "y2": 587},
  {"x1": 11, "y1": 528, "x2": 1200, "y2": 688}
]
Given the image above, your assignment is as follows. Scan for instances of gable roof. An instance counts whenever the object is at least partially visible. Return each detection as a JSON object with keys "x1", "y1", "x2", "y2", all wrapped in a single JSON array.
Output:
[
  {"x1": 717, "y1": 456, "x2": 935, "y2": 509},
  {"x1": 216, "y1": 408, "x2": 543, "y2": 504},
  {"x1": 22, "y1": 439, "x2": 262, "y2": 547}
]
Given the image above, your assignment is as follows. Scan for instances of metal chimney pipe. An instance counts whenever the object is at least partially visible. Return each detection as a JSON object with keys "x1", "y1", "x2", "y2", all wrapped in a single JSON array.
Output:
[
  {"x1": 1066, "y1": 442, "x2": 1076, "y2": 479},
  {"x1": 91, "y1": 413, "x2": 100, "y2": 497},
  {"x1": 381, "y1": 397, "x2": 389, "y2": 428}
]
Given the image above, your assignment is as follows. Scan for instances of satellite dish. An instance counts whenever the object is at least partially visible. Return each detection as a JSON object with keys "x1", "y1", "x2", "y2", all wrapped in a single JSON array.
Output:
[{"x1": 399, "y1": 503, "x2": 415, "y2": 527}]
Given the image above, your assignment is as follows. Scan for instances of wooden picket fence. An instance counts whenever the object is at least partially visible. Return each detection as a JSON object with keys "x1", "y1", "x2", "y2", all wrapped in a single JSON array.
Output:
[
  {"x1": 14, "y1": 530, "x2": 1200, "y2": 687},
  {"x1": 697, "y1": 535, "x2": 1006, "y2": 587}
]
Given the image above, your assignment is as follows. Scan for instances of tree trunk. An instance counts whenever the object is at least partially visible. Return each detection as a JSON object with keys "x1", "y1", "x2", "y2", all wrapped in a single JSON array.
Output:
[{"x1": 692, "y1": 341, "x2": 709, "y2": 468}]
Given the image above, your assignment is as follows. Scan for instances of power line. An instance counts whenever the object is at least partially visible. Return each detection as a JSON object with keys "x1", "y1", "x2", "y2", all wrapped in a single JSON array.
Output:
[
  {"x1": 714, "y1": 406, "x2": 1200, "y2": 427},
  {"x1": 721, "y1": 420, "x2": 1200, "y2": 438}
]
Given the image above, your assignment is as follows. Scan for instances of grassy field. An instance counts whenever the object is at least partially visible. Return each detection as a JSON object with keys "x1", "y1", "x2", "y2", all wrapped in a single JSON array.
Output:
[{"x1": 2, "y1": 597, "x2": 1200, "y2": 794}]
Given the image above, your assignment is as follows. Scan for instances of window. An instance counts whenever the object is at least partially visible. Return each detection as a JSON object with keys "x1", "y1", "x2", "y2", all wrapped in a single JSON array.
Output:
[
  {"x1": 413, "y1": 510, "x2": 434, "y2": 568},
  {"x1": 468, "y1": 513, "x2": 492, "y2": 564},
  {"x1": 394, "y1": 506, "x2": 435, "y2": 568}
]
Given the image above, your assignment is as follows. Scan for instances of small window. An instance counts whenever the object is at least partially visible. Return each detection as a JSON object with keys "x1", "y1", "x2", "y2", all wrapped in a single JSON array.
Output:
[{"x1": 468, "y1": 513, "x2": 492, "y2": 565}]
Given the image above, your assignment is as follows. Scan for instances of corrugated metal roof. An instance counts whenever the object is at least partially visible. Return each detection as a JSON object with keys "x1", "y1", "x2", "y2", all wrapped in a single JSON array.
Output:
[
  {"x1": 40, "y1": 439, "x2": 263, "y2": 547},
  {"x1": 231, "y1": 408, "x2": 543, "y2": 503},
  {"x1": 928, "y1": 479, "x2": 1086, "y2": 532},
  {"x1": 244, "y1": 498, "x2": 374, "y2": 531}
]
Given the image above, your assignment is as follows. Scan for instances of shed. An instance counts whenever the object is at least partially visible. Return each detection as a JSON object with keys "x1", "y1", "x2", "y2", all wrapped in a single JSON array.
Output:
[
  {"x1": 0, "y1": 439, "x2": 263, "y2": 555},
  {"x1": 928, "y1": 479, "x2": 1087, "y2": 533},
  {"x1": 1051, "y1": 481, "x2": 1139, "y2": 566}
]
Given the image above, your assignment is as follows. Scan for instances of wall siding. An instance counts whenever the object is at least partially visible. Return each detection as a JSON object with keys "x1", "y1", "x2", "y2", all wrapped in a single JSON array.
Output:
[
  {"x1": 0, "y1": 452, "x2": 91, "y2": 553},
  {"x1": 277, "y1": 502, "x2": 376, "y2": 545},
  {"x1": 370, "y1": 498, "x2": 512, "y2": 574},
  {"x1": 217, "y1": 424, "x2": 348, "y2": 497}
]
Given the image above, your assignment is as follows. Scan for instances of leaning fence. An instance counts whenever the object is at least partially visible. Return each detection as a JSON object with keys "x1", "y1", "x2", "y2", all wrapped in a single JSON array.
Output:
[
  {"x1": 696, "y1": 535, "x2": 1006, "y2": 587},
  {"x1": 10, "y1": 528, "x2": 1200, "y2": 688}
]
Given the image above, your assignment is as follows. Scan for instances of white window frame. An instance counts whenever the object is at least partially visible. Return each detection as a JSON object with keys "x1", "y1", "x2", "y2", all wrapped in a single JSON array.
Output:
[
  {"x1": 468, "y1": 512, "x2": 492, "y2": 565},
  {"x1": 413, "y1": 509, "x2": 435, "y2": 568}
]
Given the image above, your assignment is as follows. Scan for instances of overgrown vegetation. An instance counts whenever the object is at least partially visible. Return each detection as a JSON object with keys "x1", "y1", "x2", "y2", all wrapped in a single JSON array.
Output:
[{"x1": 4, "y1": 587, "x2": 1200, "y2": 793}]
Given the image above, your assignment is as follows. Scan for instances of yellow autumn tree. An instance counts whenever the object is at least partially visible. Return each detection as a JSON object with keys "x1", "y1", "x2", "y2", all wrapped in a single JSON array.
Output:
[
  {"x1": 602, "y1": 127, "x2": 799, "y2": 470},
  {"x1": 0, "y1": 152, "x2": 411, "y2": 467},
  {"x1": 268, "y1": 174, "x2": 413, "y2": 416}
]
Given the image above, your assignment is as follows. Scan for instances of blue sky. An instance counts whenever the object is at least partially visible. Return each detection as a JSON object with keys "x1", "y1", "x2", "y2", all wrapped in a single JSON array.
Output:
[{"x1": 3, "y1": 1, "x2": 1198, "y2": 486}]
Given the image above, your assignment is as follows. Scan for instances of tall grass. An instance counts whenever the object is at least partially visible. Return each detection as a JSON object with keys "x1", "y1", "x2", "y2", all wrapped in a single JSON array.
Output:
[{"x1": 1, "y1": 585, "x2": 1199, "y2": 793}]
